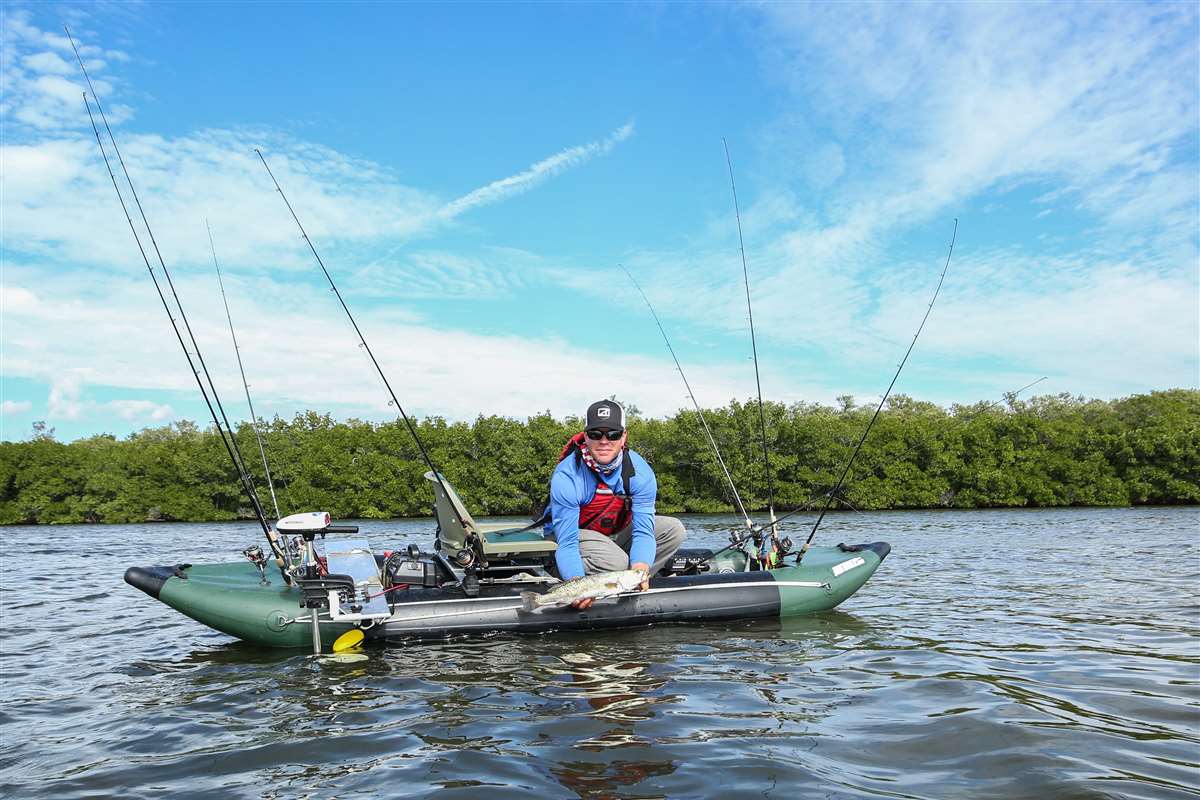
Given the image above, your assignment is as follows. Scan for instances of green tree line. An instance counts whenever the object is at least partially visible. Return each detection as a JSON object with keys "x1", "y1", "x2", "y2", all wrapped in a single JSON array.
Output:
[{"x1": 2, "y1": 389, "x2": 1196, "y2": 525}]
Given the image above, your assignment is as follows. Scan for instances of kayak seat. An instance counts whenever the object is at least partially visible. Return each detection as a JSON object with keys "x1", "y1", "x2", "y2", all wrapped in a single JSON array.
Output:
[{"x1": 424, "y1": 471, "x2": 557, "y2": 559}]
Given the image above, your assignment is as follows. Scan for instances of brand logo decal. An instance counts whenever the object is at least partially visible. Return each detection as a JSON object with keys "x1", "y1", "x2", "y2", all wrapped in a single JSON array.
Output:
[{"x1": 597, "y1": 408, "x2": 611, "y2": 418}]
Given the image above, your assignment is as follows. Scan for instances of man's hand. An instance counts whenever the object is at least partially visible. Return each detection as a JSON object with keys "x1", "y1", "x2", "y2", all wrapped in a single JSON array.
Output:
[
  {"x1": 572, "y1": 597, "x2": 594, "y2": 610},
  {"x1": 631, "y1": 562, "x2": 650, "y2": 591}
]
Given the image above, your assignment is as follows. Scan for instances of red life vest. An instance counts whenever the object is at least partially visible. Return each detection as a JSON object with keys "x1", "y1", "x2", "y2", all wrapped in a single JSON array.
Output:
[{"x1": 556, "y1": 432, "x2": 635, "y2": 536}]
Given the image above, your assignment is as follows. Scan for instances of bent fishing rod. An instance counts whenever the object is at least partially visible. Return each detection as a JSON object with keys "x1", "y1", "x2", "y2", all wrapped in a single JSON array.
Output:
[
  {"x1": 68, "y1": 29, "x2": 286, "y2": 575},
  {"x1": 254, "y1": 149, "x2": 454, "y2": 508},
  {"x1": 207, "y1": 220, "x2": 283, "y2": 520},
  {"x1": 793, "y1": 219, "x2": 957, "y2": 563},
  {"x1": 619, "y1": 265, "x2": 755, "y2": 531},
  {"x1": 723, "y1": 139, "x2": 777, "y2": 540},
  {"x1": 697, "y1": 373, "x2": 1046, "y2": 568}
]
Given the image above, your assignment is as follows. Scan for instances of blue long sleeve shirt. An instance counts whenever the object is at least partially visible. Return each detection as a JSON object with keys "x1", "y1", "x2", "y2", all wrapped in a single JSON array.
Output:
[{"x1": 545, "y1": 449, "x2": 657, "y2": 580}]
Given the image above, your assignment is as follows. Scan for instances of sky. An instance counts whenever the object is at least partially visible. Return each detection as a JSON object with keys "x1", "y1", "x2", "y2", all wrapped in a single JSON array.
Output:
[{"x1": 2, "y1": 2, "x2": 1197, "y2": 443}]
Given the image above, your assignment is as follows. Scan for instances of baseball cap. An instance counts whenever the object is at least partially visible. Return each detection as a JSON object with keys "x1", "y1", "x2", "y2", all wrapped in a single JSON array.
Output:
[{"x1": 585, "y1": 399, "x2": 626, "y2": 432}]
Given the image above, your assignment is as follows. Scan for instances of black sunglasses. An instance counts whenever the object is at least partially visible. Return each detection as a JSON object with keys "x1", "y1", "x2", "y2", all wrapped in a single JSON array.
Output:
[{"x1": 585, "y1": 429, "x2": 624, "y2": 441}]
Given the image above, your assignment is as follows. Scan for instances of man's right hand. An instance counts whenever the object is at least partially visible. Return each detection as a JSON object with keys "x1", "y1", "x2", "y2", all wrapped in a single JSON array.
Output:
[{"x1": 572, "y1": 597, "x2": 594, "y2": 610}]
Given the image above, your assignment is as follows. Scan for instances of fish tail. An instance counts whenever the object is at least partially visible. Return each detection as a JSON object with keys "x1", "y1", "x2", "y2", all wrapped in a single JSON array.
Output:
[{"x1": 520, "y1": 591, "x2": 538, "y2": 612}]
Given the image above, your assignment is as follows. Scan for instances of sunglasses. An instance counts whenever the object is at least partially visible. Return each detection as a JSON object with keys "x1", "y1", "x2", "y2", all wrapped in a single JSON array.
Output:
[{"x1": 585, "y1": 429, "x2": 625, "y2": 441}]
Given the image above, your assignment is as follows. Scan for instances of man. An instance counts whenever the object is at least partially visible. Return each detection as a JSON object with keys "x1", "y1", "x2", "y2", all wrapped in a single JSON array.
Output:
[{"x1": 546, "y1": 399, "x2": 686, "y2": 609}]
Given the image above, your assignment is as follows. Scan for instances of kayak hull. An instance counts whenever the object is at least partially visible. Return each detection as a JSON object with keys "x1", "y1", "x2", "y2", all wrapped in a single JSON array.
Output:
[{"x1": 124, "y1": 542, "x2": 889, "y2": 648}]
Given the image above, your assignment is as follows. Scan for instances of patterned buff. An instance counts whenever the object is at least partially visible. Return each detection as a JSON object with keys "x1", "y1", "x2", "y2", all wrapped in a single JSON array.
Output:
[{"x1": 578, "y1": 439, "x2": 624, "y2": 477}]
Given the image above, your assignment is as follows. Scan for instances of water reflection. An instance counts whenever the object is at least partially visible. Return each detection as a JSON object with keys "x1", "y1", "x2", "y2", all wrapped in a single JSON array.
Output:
[{"x1": 4, "y1": 507, "x2": 1198, "y2": 799}]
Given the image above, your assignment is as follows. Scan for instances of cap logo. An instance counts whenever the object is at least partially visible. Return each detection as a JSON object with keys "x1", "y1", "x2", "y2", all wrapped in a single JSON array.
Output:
[{"x1": 597, "y1": 408, "x2": 611, "y2": 418}]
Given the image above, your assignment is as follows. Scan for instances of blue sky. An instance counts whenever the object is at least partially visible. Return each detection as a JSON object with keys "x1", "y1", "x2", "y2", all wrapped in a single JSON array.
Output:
[{"x1": 2, "y1": 2, "x2": 1197, "y2": 442}]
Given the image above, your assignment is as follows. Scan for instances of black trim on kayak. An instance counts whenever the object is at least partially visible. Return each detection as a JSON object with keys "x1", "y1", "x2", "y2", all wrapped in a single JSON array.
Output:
[
  {"x1": 124, "y1": 565, "x2": 179, "y2": 599},
  {"x1": 837, "y1": 541, "x2": 891, "y2": 560},
  {"x1": 860, "y1": 541, "x2": 891, "y2": 560}
]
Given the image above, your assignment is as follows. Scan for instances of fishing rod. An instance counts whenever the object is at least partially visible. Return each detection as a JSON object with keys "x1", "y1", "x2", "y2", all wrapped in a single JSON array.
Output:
[
  {"x1": 619, "y1": 265, "x2": 754, "y2": 530},
  {"x1": 206, "y1": 220, "x2": 283, "y2": 520},
  {"x1": 691, "y1": 373, "x2": 1045, "y2": 570},
  {"x1": 692, "y1": 220, "x2": 961, "y2": 568},
  {"x1": 794, "y1": 219, "x2": 957, "y2": 563},
  {"x1": 67, "y1": 28, "x2": 278, "y2": 540},
  {"x1": 723, "y1": 138, "x2": 778, "y2": 543},
  {"x1": 845, "y1": 375, "x2": 1048, "y2": 490},
  {"x1": 254, "y1": 149, "x2": 455, "y2": 511}
]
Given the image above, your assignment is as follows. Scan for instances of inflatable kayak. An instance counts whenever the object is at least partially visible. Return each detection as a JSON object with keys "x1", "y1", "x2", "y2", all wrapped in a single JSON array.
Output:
[
  {"x1": 123, "y1": 473, "x2": 890, "y2": 649},
  {"x1": 125, "y1": 542, "x2": 889, "y2": 648}
]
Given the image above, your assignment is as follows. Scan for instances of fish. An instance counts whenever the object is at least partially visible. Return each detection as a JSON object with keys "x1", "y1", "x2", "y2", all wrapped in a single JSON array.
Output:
[{"x1": 520, "y1": 568, "x2": 648, "y2": 612}]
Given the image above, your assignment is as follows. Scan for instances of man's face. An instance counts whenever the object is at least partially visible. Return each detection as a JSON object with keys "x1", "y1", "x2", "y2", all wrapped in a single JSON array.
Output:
[{"x1": 584, "y1": 428, "x2": 627, "y2": 465}]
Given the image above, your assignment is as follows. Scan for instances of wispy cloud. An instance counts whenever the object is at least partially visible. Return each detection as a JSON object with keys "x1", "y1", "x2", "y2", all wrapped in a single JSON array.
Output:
[
  {"x1": 0, "y1": 9, "x2": 133, "y2": 134},
  {"x1": 3, "y1": 15, "x2": 635, "y2": 293},
  {"x1": 41, "y1": 372, "x2": 172, "y2": 425},
  {"x1": 608, "y1": 3, "x2": 1198, "y2": 398},
  {"x1": 437, "y1": 122, "x2": 635, "y2": 220},
  {"x1": 2, "y1": 263, "x2": 783, "y2": 433},
  {"x1": 0, "y1": 400, "x2": 33, "y2": 415},
  {"x1": 753, "y1": 2, "x2": 1197, "y2": 243}
]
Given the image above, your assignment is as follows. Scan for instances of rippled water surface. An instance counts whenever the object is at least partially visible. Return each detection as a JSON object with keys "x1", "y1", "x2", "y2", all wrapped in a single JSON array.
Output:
[{"x1": 2, "y1": 507, "x2": 1197, "y2": 798}]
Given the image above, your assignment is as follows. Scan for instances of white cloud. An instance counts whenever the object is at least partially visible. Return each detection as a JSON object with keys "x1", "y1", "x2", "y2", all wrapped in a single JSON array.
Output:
[
  {"x1": 610, "y1": 3, "x2": 1198, "y2": 399},
  {"x1": 437, "y1": 122, "x2": 635, "y2": 220},
  {"x1": 2, "y1": 6, "x2": 1193, "y2": 446},
  {"x1": 870, "y1": 252, "x2": 1199, "y2": 395},
  {"x1": 22, "y1": 51, "x2": 74, "y2": 75},
  {"x1": 1, "y1": 11, "x2": 130, "y2": 135},
  {"x1": 48, "y1": 373, "x2": 86, "y2": 420},
  {"x1": 754, "y1": 3, "x2": 1197, "y2": 239},
  {"x1": 2, "y1": 263, "x2": 792, "y2": 430},
  {"x1": 353, "y1": 248, "x2": 534, "y2": 300},
  {"x1": 1, "y1": 400, "x2": 32, "y2": 414},
  {"x1": 109, "y1": 399, "x2": 174, "y2": 422}
]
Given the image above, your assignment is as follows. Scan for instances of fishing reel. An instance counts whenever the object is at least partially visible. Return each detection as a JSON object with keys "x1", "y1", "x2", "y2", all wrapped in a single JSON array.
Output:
[{"x1": 242, "y1": 544, "x2": 269, "y2": 584}]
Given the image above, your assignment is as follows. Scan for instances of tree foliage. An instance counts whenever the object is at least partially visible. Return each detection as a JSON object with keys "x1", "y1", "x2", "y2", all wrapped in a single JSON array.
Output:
[{"x1": 1, "y1": 390, "x2": 1196, "y2": 525}]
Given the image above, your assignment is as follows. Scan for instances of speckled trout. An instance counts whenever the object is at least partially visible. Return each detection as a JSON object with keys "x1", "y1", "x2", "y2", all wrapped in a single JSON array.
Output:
[{"x1": 520, "y1": 568, "x2": 648, "y2": 612}]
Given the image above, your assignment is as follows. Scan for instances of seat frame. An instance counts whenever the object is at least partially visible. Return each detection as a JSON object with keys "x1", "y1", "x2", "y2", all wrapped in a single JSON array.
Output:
[{"x1": 424, "y1": 471, "x2": 557, "y2": 561}]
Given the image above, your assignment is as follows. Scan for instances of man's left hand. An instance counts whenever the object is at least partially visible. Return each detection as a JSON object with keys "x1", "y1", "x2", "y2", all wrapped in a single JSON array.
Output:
[{"x1": 631, "y1": 562, "x2": 650, "y2": 591}]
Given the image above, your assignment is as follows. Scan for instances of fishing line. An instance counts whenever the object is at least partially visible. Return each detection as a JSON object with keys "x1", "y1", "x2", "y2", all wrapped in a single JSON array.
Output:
[
  {"x1": 794, "y1": 219, "x2": 957, "y2": 562},
  {"x1": 254, "y1": 149, "x2": 453, "y2": 504},
  {"x1": 693, "y1": 221, "x2": 967, "y2": 570},
  {"x1": 739, "y1": 375, "x2": 1048, "y2": 541},
  {"x1": 68, "y1": 28, "x2": 275, "y2": 548},
  {"x1": 207, "y1": 220, "x2": 283, "y2": 521},
  {"x1": 67, "y1": 30, "x2": 266, "y2": 531},
  {"x1": 723, "y1": 139, "x2": 777, "y2": 534},
  {"x1": 619, "y1": 265, "x2": 754, "y2": 529},
  {"x1": 844, "y1": 375, "x2": 1049, "y2": 489}
]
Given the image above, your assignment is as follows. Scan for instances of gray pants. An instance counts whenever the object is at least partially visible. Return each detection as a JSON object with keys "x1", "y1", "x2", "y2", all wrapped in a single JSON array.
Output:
[{"x1": 578, "y1": 515, "x2": 686, "y2": 576}]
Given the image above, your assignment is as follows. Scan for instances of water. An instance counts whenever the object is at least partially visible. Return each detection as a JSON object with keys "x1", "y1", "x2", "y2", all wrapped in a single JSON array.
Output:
[{"x1": 1, "y1": 507, "x2": 1197, "y2": 799}]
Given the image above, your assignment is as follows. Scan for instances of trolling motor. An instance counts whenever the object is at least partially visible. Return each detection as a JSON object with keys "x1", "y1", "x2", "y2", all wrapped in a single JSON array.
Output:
[{"x1": 277, "y1": 511, "x2": 359, "y2": 577}]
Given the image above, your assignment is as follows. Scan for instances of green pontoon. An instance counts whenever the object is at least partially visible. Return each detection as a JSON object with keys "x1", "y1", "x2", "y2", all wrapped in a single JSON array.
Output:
[{"x1": 125, "y1": 472, "x2": 889, "y2": 649}]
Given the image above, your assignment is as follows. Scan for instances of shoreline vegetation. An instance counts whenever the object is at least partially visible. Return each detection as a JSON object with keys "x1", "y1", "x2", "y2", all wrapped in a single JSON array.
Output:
[{"x1": 2, "y1": 390, "x2": 1196, "y2": 525}]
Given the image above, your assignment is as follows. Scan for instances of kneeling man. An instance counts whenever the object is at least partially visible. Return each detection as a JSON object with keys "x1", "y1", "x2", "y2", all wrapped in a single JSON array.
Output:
[{"x1": 546, "y1": 399, "x2": 686, "y2": 608}]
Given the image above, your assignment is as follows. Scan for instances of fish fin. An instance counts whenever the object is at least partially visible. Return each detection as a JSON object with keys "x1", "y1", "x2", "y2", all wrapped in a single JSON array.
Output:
[{"x1": 520, "y1": 591, "x2": 538, "y2": 613}]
